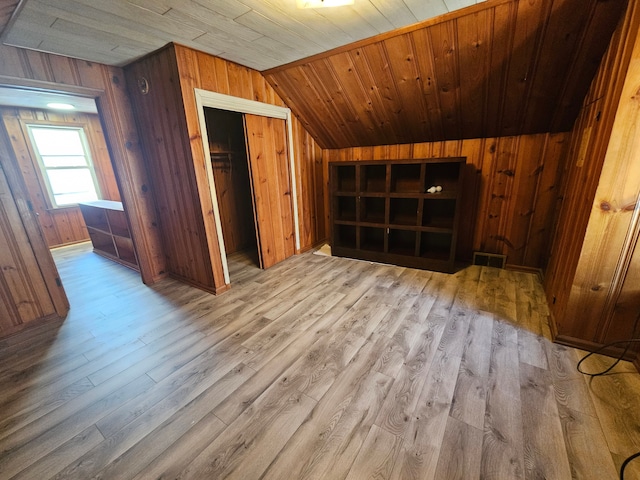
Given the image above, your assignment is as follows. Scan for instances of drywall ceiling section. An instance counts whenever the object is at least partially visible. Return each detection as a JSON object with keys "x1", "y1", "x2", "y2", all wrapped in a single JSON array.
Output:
[{"x1": 2, "y1": 0, "x2": 483, "y2": 71}]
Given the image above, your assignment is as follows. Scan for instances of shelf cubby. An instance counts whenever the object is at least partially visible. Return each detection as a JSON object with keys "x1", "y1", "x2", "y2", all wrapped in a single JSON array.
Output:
[
  {"x1": 334, "y1": 165, "x2": 356, "y2": 192},
  {"x1": 422, "y1": 198, "x2": 456, "y2": 230},
  {"x1": 390, "y1": 198, "x2": 419, "y2": 226},
  {"x1": 335, "y1": 224, "x2": 357, "y2": 249},
  {"x1": 361, "y1": 164, "x2": 387, "y2": 193},
  {"x1": 424, "y1": 162, "x2": 461, "y2": 194},
  {"x1": 79, "y1": 200, "x2": 139, "y2": 271},
  {"x1": 389, "y1": 229, "x2": 417, "y2": 256},
  {"x1": 361, "y1": 197, "x2": 386, "y2": 224},
  {"x1": 330, "y1": 158, "x2": 464, "y2": 273},
  {"x1": 335, "y1": 196, "x2": 357, "y2": 222},
  {"x1": 391, "y1": 163, "x2": 423, "y2": 193},
  {"x1": 419, "y1": 232, "x2": 453, "y2": 260},
  {"x1": 360, "y1": 226, "x2": 385, "y2": 252}
]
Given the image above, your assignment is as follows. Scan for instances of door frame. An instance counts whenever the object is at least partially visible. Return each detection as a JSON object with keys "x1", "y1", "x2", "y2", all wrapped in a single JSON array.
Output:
[{"x1": 194, "y1": 88, "x2": 300, "y2": 286}]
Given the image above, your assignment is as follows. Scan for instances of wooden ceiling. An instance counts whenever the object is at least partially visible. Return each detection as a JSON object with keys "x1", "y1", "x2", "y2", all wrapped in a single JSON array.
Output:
[
  {"x1": 1, "y1": 0, "x2": 481, "y2": 70},
  {"x1": 264, "y1": 0, "x2": 628, "y2": 148}
]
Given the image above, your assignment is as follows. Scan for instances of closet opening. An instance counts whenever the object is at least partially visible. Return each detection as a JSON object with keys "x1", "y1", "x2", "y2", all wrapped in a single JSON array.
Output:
[{"x1": 202, "y1": 107, "x2": 260, "y2": 275}]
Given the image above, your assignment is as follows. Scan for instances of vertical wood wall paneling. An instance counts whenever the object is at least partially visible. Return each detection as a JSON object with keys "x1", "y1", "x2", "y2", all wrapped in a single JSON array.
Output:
[
  {"x1": 0, "y1": 114, "x2": 69, "y2": 338},
  {"x1": 244, "y1": 114, "x2": 296, "y2": 268},
  {"x1": 544, "y1": 0, "x2": 640, "y2": 347},
  {"x1": 561, "y1": 16, "x2": 640, "y2": 345},
  {"x1": 0, "y1": 44, "x2": 166, "y2": 285},
  {"x1": 180, "y1": 44, "x2": 323, "y2": 253},
  {"x1": 323, "y1": 132, "x2": 568, "y2": 269},
  {"x1": 0, "y1": 106, "x2": 120, "y2": 247},
  {"x1": 174, "y1": 45, "x2": 227, "y2": 292},
  {"x1": 124, "y1": 45, "x2": 219, "y2": 292}
]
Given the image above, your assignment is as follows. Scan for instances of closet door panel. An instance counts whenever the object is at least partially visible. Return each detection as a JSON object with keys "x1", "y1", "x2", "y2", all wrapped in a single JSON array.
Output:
[{"x1": 244, "y1": 114, "x2": 295, "y2": 269}]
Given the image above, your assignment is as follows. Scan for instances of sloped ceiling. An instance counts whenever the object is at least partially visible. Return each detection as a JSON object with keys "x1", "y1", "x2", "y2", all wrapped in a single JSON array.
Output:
[{"x1": 264, "y1": 0, "x2": 628, "y2": 149}]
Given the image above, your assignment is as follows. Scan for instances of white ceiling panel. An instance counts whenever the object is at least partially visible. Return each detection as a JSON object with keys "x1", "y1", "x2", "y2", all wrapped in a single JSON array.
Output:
[{"x1": 3, "y1": 0, "x2": 482, "y2": 70}]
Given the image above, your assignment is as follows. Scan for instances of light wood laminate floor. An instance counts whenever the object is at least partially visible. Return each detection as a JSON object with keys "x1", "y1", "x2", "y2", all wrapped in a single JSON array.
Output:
[{"x1": 1, "y1": 242, "x2": 640, "y2": 479}]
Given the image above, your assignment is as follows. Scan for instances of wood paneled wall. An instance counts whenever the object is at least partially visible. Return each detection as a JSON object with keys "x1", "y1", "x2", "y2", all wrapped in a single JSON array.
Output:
[
  {"x1": 324, "y1": 132, "x2": 569, "y2": 269},
  {"x1": 172, "y1": 44, "x2": 324, "y2": 253},
  {"x1": 0, "y1": 112, "x2": 69, "y2": 338},
  {"x1": 264, "y1": 0, "x2": 627, "y2": 149},
  {"x1": 125, "y1": 43, "x2": 324, "y2": 292},
  {"x1": 0, "y1": 44, "x2": 166, "y2": 285},
  {"x1": 1, "y1": 107, "x2": 120, "y2": 248},
  {"x1": 544, "y1": 0, "x2": 640, "y2": 351}
]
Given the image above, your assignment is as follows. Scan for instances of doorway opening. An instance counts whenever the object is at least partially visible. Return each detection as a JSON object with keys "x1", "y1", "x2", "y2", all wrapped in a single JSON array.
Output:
[
  {"x1": 202, "y1": 107, "x2": 260, "y2": 274},
  {"x1": 195, "y1": 88, "x2": 300, "y2": 289},
  {"x1": 0, "y1": 87, "x2": 139, "y2": 285}
]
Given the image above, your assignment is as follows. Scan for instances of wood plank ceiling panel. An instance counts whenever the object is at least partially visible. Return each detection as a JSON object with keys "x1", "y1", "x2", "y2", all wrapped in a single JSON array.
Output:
[
  {"x1": 2, "y1": 0, "x2": 482, "y2": 70},
  {"x1": 264, "y1": 0, "x2": 628, "y2": 148}
]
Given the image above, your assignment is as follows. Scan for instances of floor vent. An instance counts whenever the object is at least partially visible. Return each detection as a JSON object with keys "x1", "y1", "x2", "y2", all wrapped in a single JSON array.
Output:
[{"x1": 473, "y1": 252, "x2": 507, "y2": 269}]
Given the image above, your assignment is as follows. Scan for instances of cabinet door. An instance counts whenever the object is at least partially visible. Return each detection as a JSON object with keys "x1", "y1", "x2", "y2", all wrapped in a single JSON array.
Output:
[{"x1": 244, "y1": 114, "x2": 295, "y2": 269}]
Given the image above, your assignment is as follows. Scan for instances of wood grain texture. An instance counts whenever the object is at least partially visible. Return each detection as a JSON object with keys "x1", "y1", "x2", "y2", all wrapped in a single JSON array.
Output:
[
  {"x1": 245, "y1": 114, "x2": 295, "y2": 269},
  {"x1": 324, "y1": 132, "x2": 569, "y2": 268},
  {"x1": 124, "y1": 44, "x2": 220, "y2": 292},
  {"x1": 544, "y1": 0, "x2": 640, "y2": 355},
  {"x1": 125, "y1": 43, "x2": 324, "y2": 292},
  {"x1": 264, "y1": 0, "x2": 627, "y2": 149},
  {"x1": 0, "y1": 43, "x2": 166, "y2": 285},
  {"x1": 1, "y1": 106, "x2": 120, "y2": 248},
  {"x1": 0, "y1": 243, "x2": 637, "y2": 478},
  {"x1": 0, "y1": 109, "x2": 68, "y2": 338}
]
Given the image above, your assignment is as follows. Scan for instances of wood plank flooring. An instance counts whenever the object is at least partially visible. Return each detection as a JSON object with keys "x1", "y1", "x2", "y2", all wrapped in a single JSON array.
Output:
[{"x1": 1, "y1": 242, "x2": 640, "y2": 479}]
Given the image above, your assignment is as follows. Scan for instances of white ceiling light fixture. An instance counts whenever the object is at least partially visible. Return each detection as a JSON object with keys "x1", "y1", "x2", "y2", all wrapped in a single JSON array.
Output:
[
  {"x1": 46, "y1": 102, "x2": 76, "y2": 110},
  {"x1": 296, "y1": 0, "x2": 354, "y2": 8}
]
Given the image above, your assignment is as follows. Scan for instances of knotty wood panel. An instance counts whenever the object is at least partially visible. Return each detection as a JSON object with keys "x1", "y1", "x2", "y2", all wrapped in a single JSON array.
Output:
[
  {"x1": 264, "y1": 0, "x2": 627, "y2": 149},
  {"x1": 0, "y1": 44, "x2": 166, "y2": 285},
  {"x1": 544, "y1": 0, "x2": 640, "y2": 353},
  {"x1": 0, "y1": 113, "x2": 68, "y2": 339},
  {"x1": 324, "y1": 132, "x2": 569, "y2": 269},
  {"x1": 1, "y1": 106, "x2": 120, "y2": 247},
  {"x1": 127, "y1": 43, "x2": 318, "y2": 292},
  {"x1": 244, "y1": 114, "x2": 295, "y2": 269},
  {"x1": 178, "y1": 45, "x2": 325, "y2": 253},
  {"x1": 124, "y1": 45, "x2": 219, "y2": 292}
]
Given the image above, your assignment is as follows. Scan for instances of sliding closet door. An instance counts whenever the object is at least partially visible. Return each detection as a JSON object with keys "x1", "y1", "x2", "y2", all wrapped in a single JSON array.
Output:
[{"x1": 244, "y1": 114, "x2": 295, "y2": 269}]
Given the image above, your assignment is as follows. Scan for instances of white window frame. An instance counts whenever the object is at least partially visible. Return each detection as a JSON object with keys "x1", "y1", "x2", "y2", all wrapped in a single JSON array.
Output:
[{"x1": 25, "y1": 124, "x2": 102, "y2": 208}]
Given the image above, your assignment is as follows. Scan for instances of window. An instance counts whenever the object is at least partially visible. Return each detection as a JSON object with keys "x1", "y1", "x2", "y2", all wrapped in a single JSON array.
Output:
[{"x1": 26, "y1": 125, "x2": 101, "y2": 207}]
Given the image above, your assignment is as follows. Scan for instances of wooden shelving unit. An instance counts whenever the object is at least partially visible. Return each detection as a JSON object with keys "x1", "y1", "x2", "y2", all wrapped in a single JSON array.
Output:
[
  {"x1": 79, "y1": 200, "x2": 139, "y2": 271},
  {"x1": 330, "y1": 158, "x2": 465, "y2": 273}
]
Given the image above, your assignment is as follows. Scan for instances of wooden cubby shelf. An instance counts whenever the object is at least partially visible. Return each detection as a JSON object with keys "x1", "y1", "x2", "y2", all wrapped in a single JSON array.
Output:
[
  {"x1": 79, "y1": 200, "x2": 139, "y2": 271},
  {"x1": 330, "y1": 158, "x2": 465, "y2": 273}
]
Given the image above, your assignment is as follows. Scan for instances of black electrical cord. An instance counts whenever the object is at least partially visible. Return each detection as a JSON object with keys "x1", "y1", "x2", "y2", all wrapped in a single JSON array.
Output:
[
  {"x1": 576, "y1": 338, "x2": 640, "y2": 377},
  {"x1": 621, "y1": 451, "x2": 640, "y2": 480},
  {"x1": 575, "y1": 311, "x2": 640, "y2": 480}
]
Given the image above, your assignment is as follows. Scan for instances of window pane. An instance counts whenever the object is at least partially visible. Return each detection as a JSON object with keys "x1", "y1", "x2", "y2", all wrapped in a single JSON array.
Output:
[
  {"x1": 41, "y1": 155, "x2": 88, "y2": 168},
  {"x1": 54, "y1": 191, "x2": 99, "y2": 206},
  {"x1": 30, "y1": 127, "x2": 85, "y2": 156},
  {"x1": 46, "y1": 168, "x2": 98, "y2": 205}
]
